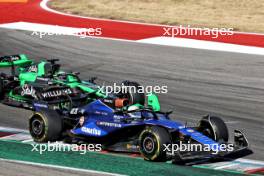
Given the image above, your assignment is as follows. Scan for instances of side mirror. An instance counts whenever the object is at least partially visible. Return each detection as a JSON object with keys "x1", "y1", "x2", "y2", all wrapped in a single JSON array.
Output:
[{"x1": 166, "y1": 111, "x2": 173, "y2": 115}]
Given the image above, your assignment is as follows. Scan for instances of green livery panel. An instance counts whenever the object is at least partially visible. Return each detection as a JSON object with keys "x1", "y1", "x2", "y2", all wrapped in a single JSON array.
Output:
[{"x1": 0, "y1": 54, "x2": 33, "y2": 68}]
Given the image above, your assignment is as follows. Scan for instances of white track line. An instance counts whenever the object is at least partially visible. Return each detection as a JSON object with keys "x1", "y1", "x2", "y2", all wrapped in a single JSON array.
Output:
[
  {"x1": 0, "y1": 158, "x2": 126, "y2": 176},
  {"x1": 138, "y1": 37, "x2": 264, "y2": 55},
  {"x1": 0, "y1": 21, "x2": 136, "y2": 43},
  {"x1": 22, "y1": 139, "x2": 34, "y2": 143},
  {"x1": 0, "y1": 126, "x2": 28, "y2": 133},
  {"x1": 214, "y1": 163, "x2": 238, "y2": 170},
  {"x1": 0, "y1": 22, "x2": 88, "y2": 35},
  {"x1": 236, "y1": 158, "x2": 264, "y2": 165},
  {"x1": 1, "y1": 21, "x2": 264, "y2": 55}
]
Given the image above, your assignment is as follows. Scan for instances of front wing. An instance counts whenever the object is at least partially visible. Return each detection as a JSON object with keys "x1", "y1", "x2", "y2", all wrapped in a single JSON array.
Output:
[{"x1": 170, "y1": 129, "x2": 252, "y2": 165}]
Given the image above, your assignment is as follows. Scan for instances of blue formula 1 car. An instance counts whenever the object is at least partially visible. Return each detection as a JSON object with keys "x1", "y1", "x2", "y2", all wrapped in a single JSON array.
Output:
[{"x1": 28, "y1": 94, "x2": 252, "y2": 164}]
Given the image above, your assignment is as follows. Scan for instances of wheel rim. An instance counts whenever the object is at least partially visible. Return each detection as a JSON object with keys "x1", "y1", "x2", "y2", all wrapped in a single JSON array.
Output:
[
  {"x1": 143, "y1": 136, "x2": 155, "y2": 153},
  {"x1": 32, "y1": 119, "x2": 44, "y2": 135}
]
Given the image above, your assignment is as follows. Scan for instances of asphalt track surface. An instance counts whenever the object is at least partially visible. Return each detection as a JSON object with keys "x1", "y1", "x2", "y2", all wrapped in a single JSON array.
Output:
[
  {"x1": 0, "y1": 28, "x2": 263, "y2": 165},
  {"x1": 0, "y1": 160, "x2": 111, "y2": 176}
]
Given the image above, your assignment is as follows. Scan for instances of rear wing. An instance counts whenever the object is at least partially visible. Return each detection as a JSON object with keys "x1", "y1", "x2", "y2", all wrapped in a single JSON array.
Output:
[{"x1": 0, "y1": 54, "x2": 33, "y2": 68}]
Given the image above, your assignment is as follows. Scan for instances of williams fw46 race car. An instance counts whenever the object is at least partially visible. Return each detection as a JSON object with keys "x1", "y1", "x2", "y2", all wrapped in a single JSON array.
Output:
[
  {"x1": 0, "y1": 54, "x2": 145, "y2": 109},
  {"x1": 29, "y1": 93, "x2": 252, "y2": 164}
]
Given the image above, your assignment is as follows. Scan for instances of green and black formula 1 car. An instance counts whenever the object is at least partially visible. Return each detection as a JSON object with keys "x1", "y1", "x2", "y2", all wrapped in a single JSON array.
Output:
[{"x1": 0, "y1": 54, "x2": 148, "y2": 110}]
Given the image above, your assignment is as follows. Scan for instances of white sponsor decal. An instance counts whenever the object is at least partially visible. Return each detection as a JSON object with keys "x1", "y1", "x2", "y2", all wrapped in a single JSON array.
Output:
[
  {"x1": 97, "y1": 122, "x2": 122, "y2": 128},
  {"x1": 94, "y1": 111, "x2": 108, "y2": 116},
  {"x1": 28, "y1": 65, "x2": 38, "y2": 73},
  {"x1": 41, "y1": 88, "x2": 72, "y2": 98},
  {"x1": 81, "y1": 127, "x2": 101, "y2": 136},
  {"x1": 70, "y1": 108, "x2": 85, "y2": 115},
  {"x1": 21, "y1": 84, "x2": 37, "y2": 98},
  {"x1": 36, "y1": 77, "x2": 49, "y2": 81},
  {"x1": 70, "y1": 108, "x2": 79, "y2": 115},
  {"x1": 10, "y1": 56, "x2": 20, "y2": 61},
  {"x1": 34, "y1": 103, "x2": 48, "y2": 108}
]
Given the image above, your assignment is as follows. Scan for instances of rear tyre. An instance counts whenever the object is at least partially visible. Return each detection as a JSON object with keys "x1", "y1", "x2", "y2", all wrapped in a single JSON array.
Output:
[
  {"x1": 139, "y1": 126, "x2": 171, "y2": 161},
  {"x1": 29, "y1": 110, "x2": 63, "y2": 142},
  {"x1": 121, "y1": 81, "x2": 145, "y2": 105},
  {"x1": 198, "y1": 115, "x2": 229, "y2": 142}
]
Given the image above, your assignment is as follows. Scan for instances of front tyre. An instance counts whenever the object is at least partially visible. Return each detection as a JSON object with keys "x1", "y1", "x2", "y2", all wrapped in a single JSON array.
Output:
[
  {"x1": 29, "y1": 110, "x2": 63, "y2": 142},
  {"x1": 198, "y1": 115, "x2": 229, "y2": 142},
  {"x1": 139, "y1": 126, "x2": 171, "y2": 161}
]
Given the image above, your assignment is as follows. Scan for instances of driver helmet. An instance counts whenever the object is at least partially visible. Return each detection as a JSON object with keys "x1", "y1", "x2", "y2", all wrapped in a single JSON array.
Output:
[
  {"x1": 127, "y1": 105, "x2": 141, "y2": 118},
  {"x1": 128, "y1": 105, "x2": 139, "y2": 111}
]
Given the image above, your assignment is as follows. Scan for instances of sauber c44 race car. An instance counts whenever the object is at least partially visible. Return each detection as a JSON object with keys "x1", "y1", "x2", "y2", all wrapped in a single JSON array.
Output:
[
  {"x1": 0, "y1": 54, "x2": 145, "y2": 109},
  {"x1": 0, "y1": 54, "x2": 88, "y2": 109},
  {"x1": 29, "y1": 93, "x2": 252, "y2": 164}
]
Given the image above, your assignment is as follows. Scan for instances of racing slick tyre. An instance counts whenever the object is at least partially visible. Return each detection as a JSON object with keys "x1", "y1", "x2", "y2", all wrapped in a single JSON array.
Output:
[
  {"x1": 198, "y1": 115, "x2": 229, "y2": 142},
  {"x1": 121, "y1": 81, "x2": 145, "y2": 106},
  {"x1": 29, "y1": 110, "x2": 63, "y2": 143},
  {"x1": 0, "y1": 77, "x2": 4, "y2": 100},
  {"x1": 139, "y1": 126, "x2": 171, "y2": 161}
]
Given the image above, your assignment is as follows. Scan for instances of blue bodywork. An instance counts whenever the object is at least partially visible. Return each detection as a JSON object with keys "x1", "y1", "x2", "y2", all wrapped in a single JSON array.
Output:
[
  {"x1": 32, "y1": 98, "x2": 251, "y2": 162},
  {"x1": 69, "y1": 100, "x2": 220, "y2": 151}
]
